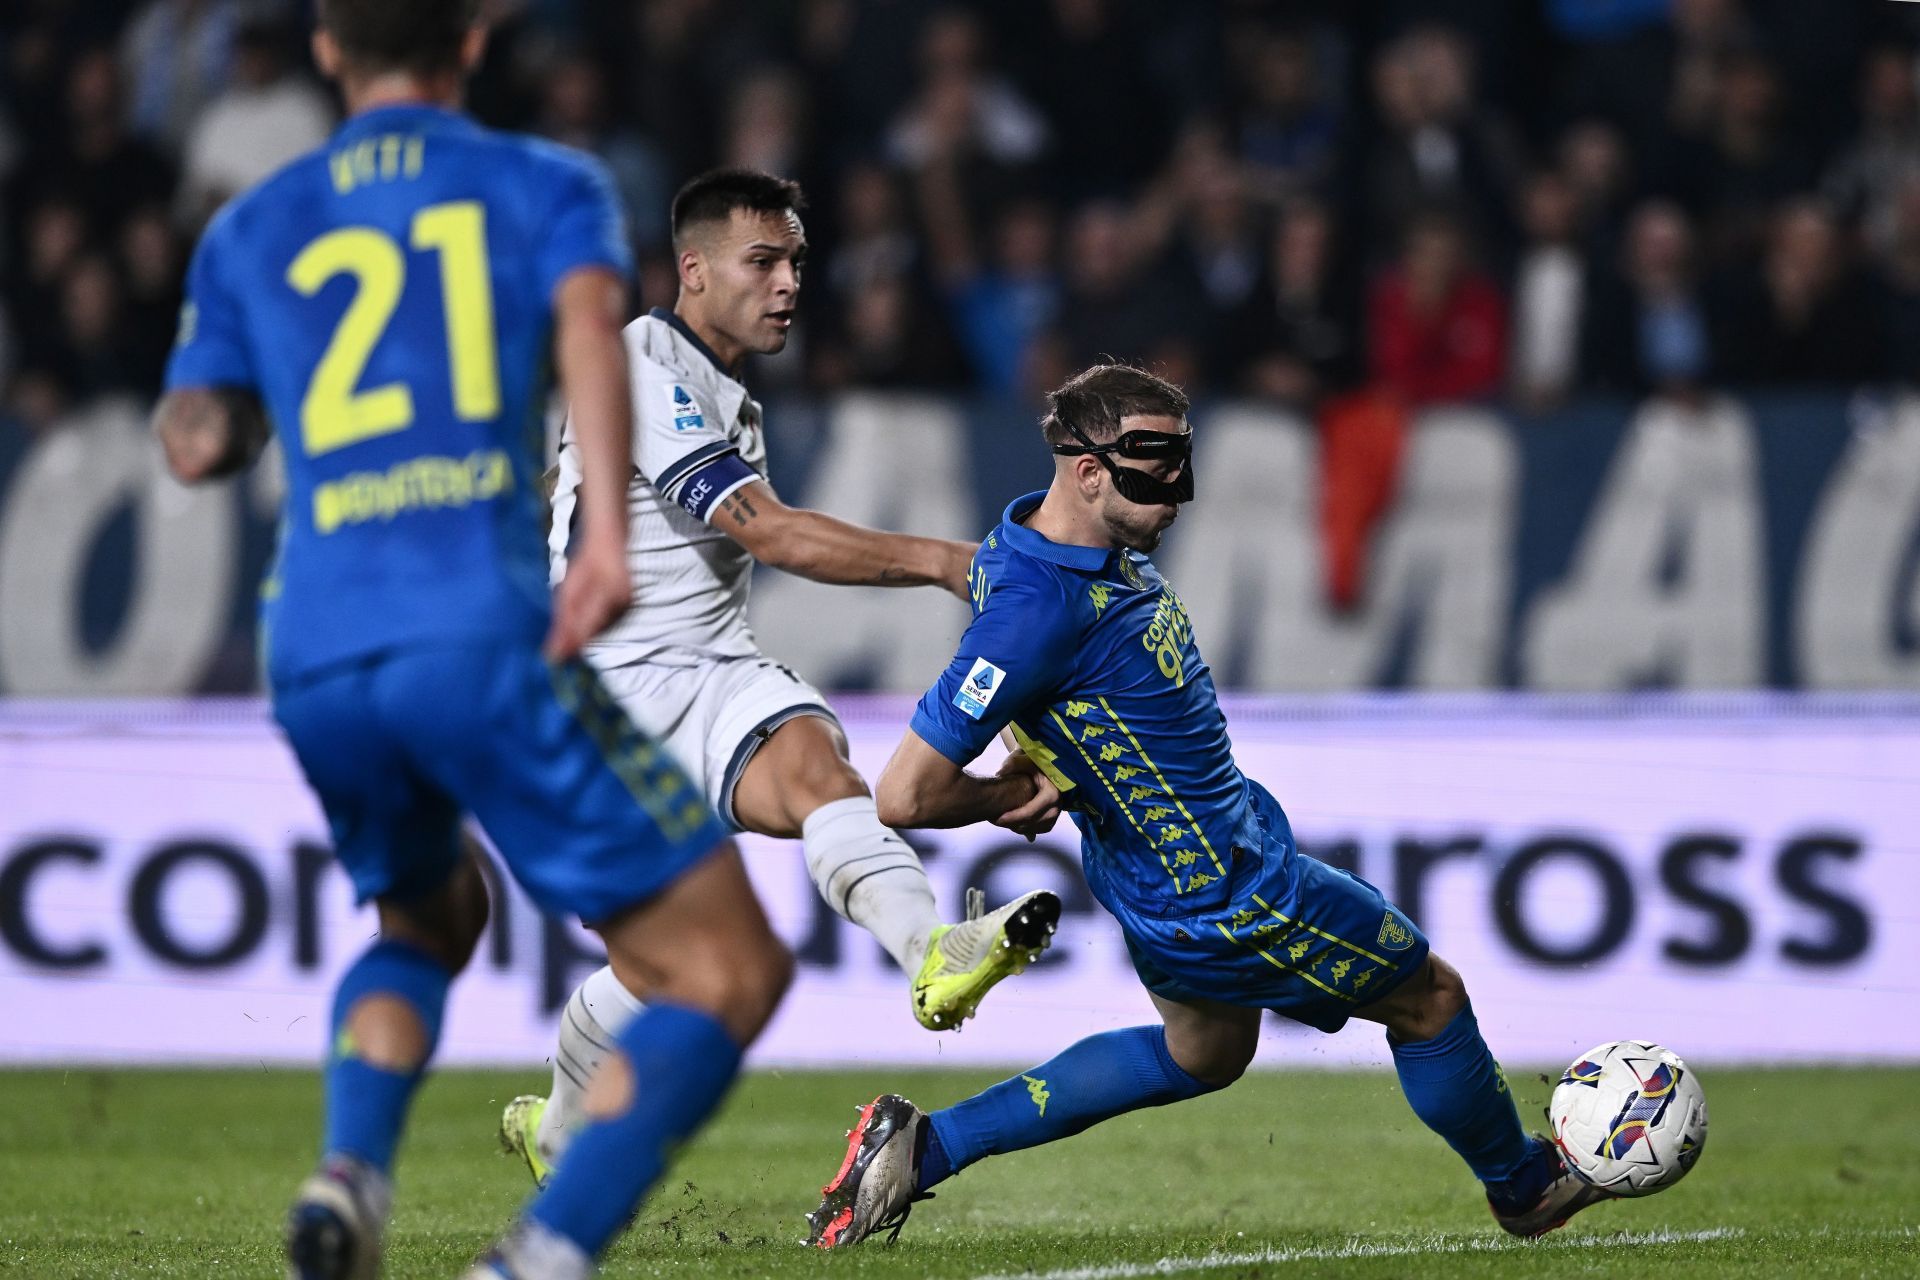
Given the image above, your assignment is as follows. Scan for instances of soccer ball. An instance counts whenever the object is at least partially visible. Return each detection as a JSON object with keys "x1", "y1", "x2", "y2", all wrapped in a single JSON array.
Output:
[{"x1": 1549, "y1": 1040, "x2": 1707, "y2": 1197}]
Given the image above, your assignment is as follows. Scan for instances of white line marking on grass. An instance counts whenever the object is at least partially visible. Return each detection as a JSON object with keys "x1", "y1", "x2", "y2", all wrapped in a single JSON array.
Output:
[{"x1": 968, "y1": 1227, "x2": 1745, "y2": 1280}]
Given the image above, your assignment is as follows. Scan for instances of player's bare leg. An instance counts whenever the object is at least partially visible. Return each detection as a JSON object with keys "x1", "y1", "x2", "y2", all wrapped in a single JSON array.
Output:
[
  {"x1": 736, "y1": 714, "x2": 1059, "y2": 1031},
  {"x1": 515, "y1": 717, "x2": 1056, "y2": 1184}
]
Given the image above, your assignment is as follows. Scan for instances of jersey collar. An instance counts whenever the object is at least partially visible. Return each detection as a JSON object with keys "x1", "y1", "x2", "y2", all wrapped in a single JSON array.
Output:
[
  {"x1": 334, "y1": 102, "x2": 475, "y2": 141},
  {"x1": 1000, "y1": 491, "x2": 1114, "y2": 571},
  {"x1": 652, "y1": 307, "x2": 739, "y2": 381}
]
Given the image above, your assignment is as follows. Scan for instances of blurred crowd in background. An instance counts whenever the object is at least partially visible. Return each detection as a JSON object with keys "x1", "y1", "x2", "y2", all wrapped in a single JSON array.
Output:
[{"x1": 7, "y1": 0, "x2": 1920, "y2": 441}]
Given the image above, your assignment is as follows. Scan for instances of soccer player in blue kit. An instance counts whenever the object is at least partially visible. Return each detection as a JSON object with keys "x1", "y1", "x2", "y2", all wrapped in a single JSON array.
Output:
[
  {"x1": 804, "y1": 364, "x2": 1608, "y2": 1247},
  {"x1": 155, "y1": 3, "x2": 791, "y2": 1277}
]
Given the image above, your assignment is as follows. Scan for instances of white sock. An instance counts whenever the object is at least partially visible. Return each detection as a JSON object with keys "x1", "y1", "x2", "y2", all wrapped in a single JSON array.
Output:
[
  {"x1": 802, "y1": 794, "x2": 940, "y2": 973},
  {"x1": 534, "y1": 965, "x2": 644, "y2": 1168}
]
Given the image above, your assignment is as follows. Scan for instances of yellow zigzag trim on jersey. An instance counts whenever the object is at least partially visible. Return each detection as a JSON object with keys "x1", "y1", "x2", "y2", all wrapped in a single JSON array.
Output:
[
  {"x1": 1048, "y1": 706, "x2": 1184, "y2": 893},
  {"x1": 1250, "y1": 893, "x2": 1399, "y2": 970},
  {"x1": 1097, "y1": 697, "x2": 1226, "y2": 878}
]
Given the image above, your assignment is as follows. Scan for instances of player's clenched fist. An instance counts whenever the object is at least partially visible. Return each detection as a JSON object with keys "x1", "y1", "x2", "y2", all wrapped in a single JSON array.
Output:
[{"x1": 992, "y1": 750, "x2": 1063, "y2": 840}]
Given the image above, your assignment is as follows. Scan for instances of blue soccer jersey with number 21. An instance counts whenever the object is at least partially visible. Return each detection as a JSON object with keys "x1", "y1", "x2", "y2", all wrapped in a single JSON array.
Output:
[{"x1": 166, "y1": 103, "x2": 632, "y2": 686}]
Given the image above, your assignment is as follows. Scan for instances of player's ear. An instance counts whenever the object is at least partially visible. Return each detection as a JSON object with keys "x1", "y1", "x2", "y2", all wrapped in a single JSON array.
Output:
[
  {"x1": 459, "y1": 24, "x2": 489, "y2": 73},
  {"x1": 312, "y1": 29, "x2": 341, "y2": 79},
  {"x1": 1075, "y1": 456, "x2": 1104, "y2": 499},
  {"x1": 679, "y1": 246, "x2": 705, "y2": 295}
]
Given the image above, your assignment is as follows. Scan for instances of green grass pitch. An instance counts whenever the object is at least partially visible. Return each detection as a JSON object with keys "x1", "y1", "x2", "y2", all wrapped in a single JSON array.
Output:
[{"x1": 1, "y1": 1065, "x2": 1914, "y2": 1277}]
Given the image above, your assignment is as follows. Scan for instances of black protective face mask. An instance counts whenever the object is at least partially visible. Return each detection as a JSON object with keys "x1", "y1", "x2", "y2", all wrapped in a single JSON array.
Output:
[{"x1": 1050, "y1": 421, "x2": 1195, "y2": 505}]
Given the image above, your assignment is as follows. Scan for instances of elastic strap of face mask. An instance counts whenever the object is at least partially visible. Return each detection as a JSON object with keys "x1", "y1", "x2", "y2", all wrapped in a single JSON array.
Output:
[{"x1": 1054, "y1": 416, "x2": 1194, "y2": 506}]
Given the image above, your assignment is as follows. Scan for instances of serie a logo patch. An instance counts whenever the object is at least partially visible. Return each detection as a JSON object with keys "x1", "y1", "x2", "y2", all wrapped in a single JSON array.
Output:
[
  {"x1": 953, "y1": 658, "x2": 1005, "y2": 720},
  {"x1": 668, "y1": 385, "x2": 704, "y2": 432}
]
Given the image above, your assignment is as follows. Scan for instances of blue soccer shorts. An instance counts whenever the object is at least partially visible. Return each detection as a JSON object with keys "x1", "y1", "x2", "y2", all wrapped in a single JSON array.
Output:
[
  {"x1": 273, "y1": 640, "x2": 728, "y2": 925},
  {"x1": 1106, "y1": 791, "x2": 1430, "y2": 1033}
]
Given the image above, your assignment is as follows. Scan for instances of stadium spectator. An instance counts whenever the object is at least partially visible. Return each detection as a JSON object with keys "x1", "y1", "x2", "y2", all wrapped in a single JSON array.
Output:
[
  {"x1": 14, "y1": 47, "x2": 175, "y2": 250},
  {"x1": 1360, "y1": 25, "x2": 1520, "y2": 265},
  {"x1": 1367, "y1": 208, "x2": 1508, "y2": 407},
  {"x1": 120, "y1": 0, "x2": 240, "y2": 155},
  {"x1": 1879, "y1": 175, "x2": 1920, "y2": 386},
  {"x1": 1582, "y1": 200, "x2": 1712, "y2": 398},
  {"x1": 532, "y1": 49, "x2": 675, "y2": 255},
  {"x1": 4, "y1": 197, "x2": 91, "y2": 402},
  {"x1": 116, "y1": 205, "x2": 184, "y2": 392},
  {"x1": 1823, "y1": 43, "x2": 1920, "y2": 259},
  {"x1": 1231, "y1": 23, "x2": 1343, "y2": 203},
  {"x1": 1044, "y1": 200, "x2": 1206, "y2": 393},
  {"x1": 1228, "y1": 196, "x2": 1362, "y2": 407},
  {"x1": 1654, "y1": 49, "x2": 1816, "y2": 263},
  {"x1": 1015, "y1": 0, "x2": 1169, "y2": 200},
  {"x1": 1711, "y1": 199, "x2": 1889, "y2": 387},
  {"x1": 1136, "y1": 124, "x2": 1263, "y2": 365},
  {"x1": 826, "y1": 162, "x2": 922, "y2": 302},
  {"x1": 722, "y1": 67, "x2": 810, "y2": 185},
  {"x1": 174, "y1": 14, "x2": 332, "y2": 231},
  {"x1": 1509, "y1": 170, "x2": 1589, "y2": 411},
  {"x1": 887, "y1": 9, "x2": 1047, "y2": 184},
  {"x1": 814, "y1": 272, "x2": 969, "y2": 391},
  {"x1": 934, "y1": 198, "x2": 1063, "y2": 398}
]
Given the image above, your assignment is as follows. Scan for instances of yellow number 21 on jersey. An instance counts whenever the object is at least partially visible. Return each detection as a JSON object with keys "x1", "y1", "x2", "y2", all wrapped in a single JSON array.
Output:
[{"x1": 286, "y1": 200, "x2": 501, "y2": 457}]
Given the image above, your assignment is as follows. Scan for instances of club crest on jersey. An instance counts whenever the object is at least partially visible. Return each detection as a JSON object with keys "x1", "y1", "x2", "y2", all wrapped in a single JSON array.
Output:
[
  {"x1": 1377, "y1": 912, "x2": 1417, "y2": 951},
  {"x1": 954, "y1": 658, "x2": 1005, "y2": 720},
  {"x1": 668, "y1": 385, "x2": 704, "y2": 432}
]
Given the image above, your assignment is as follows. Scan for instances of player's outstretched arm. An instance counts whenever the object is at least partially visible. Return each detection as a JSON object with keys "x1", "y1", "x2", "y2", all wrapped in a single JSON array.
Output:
[
  {"x1": 546, "y1": 266, "x2": 636, "y2": 660},
  {"x1": 712, "y1": 481, "x2": 974, "y2": 600},
  {"x1": 876, "y1": 728, "x2": 1051, "y2": 830},
  {"x1": 152, "y1": 387, "x2": 267, "y2": 484}
]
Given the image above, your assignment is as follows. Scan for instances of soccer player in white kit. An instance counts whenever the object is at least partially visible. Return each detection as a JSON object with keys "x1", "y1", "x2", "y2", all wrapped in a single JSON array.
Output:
[{"x1": 501, "y1": 169, "x2": 1060, "y2": 1181}]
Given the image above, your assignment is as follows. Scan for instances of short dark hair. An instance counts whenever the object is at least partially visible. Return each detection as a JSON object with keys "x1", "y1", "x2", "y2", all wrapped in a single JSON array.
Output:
[
  {"x1": 671, "y1": 169, "x2": 806, "y2": 246},
  {"x1": 1042, "y1": 364, "x2": 1190, "y2": 446},
  {"x1": 317, "y1": 0, "x2": 480, "y2": 76}
]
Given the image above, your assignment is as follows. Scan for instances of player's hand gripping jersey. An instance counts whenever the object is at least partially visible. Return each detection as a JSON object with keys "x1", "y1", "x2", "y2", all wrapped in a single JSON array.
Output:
[
  {"x1": 912, "y1": 493, "x2": 1426, "y2": 1028},
  {"x1": 166, "y1": 104, "x2": 631, "y2": 684},
  {"x1": 547, "y1": 308, "x2": 770, "y2": 662}
]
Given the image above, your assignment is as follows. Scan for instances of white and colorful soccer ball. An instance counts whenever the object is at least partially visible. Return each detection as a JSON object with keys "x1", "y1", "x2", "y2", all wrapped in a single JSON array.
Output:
[{"x1": 1549, "y1": 1040, "x2": 1707, "y2": 1197}]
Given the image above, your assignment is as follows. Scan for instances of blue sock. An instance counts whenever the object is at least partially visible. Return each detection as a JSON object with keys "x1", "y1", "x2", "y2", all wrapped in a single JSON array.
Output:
[
  {"x1": 524, "y1": 1002, "x2": 740, "y2": 1259},
  {"x1": 1388, "y1": 1002, "x2": 1532, "y2": 1185},
  {"x1": 322, "y1": 940, "x2": 451, "y2": 1173},
  {"x1": 922, "y1": 1025, "x2": 1218, "y2": 1191}
]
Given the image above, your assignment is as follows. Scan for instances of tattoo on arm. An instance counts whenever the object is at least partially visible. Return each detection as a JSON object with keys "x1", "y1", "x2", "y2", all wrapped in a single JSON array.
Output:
[
  {"x1": 870, "y1": 566, "x2": 913, "y2": 585},
  {"x1": 720, "y1": 490, "x2": 759, "y2": 527}
]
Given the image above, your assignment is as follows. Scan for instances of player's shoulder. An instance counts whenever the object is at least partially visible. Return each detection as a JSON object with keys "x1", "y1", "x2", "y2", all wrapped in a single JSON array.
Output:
[
  {"x1": 974, "y1": 532, "x2": 1089, "y2": 631},
  {"x1": 623, "y1": 310, "x2": 736, "y2": 392},
  {"x1": 201, "y1": 142, "x2": 334, "y2": 247},
  {"x1": 483, "y1": 126, "x2": 616, "y2": 190}
]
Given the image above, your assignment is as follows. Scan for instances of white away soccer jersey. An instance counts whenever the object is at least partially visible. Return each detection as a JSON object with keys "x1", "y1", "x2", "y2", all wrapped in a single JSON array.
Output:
[{"x1": 548, "y1": 307, "x2": 769, "y2": 662}]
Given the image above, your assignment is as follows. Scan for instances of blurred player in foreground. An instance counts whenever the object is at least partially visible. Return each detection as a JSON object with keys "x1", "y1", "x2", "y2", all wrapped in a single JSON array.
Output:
[
  {"x1": 156, "y1": 3, "x2": 790, "y2": 1276},
  {"x1": 804, "y1": 365, "x2": 1608, "y2": 1246},
  {"x1": 503, "y1": 168, "x2": 1058, "y2": 1183}
]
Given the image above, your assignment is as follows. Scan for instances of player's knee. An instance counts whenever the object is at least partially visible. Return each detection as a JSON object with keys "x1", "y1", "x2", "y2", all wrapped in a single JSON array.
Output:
[
  {"x1": 341, "y1": 993, "x2": 431, "y2": 1072},
  {"x1": 1166, "y1": 1025, "x2": 1257, "y2": 1089},
  {"x1": 1394, "y1": 954, "x2": 1468, "y2": 1042},
  {"x1": 733, "y1": 932, "x2": 794, "y2": 1030},
  {"x1": 788, "y1": 750, "x2": 868, "y2": 817},
  {"x1": 582, "y1": 1047, "x2": 636, "y2": 1120}
]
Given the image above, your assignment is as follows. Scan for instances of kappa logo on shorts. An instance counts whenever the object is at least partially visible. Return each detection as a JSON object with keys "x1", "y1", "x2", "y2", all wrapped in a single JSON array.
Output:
[
  {"x1": 953, "y1": 658, "x2": 1005, "y2": 720},
  {"x1": 668, "y1": 385, "x2": 704, "y2": 432},
  {"x1": 1377, "y1": 912, "x2": 1416, "y2": 951}
]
